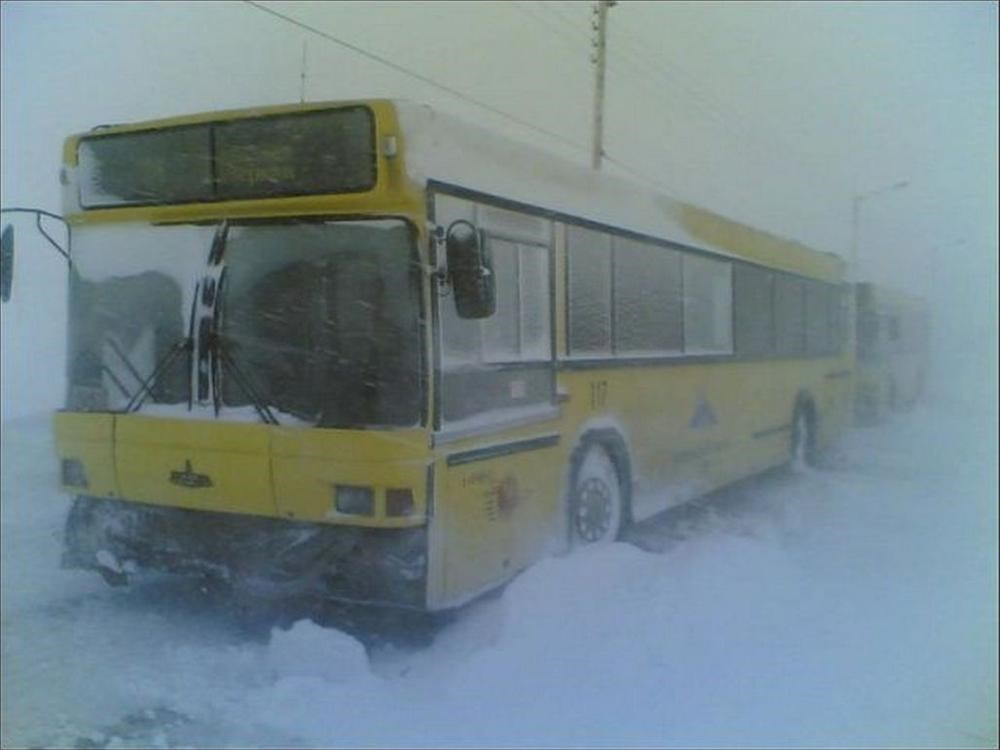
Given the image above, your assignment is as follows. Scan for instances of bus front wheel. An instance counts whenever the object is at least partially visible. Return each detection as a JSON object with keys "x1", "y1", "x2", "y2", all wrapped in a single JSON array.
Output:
[{"x1": 569, "y1": 444, "x2": 624, "y2": 546}]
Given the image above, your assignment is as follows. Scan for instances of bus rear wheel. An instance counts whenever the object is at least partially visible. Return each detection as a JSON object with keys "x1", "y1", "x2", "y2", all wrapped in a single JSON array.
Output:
[{"x1": 570, "y1": 444, "x2": 624, "y2": 546}]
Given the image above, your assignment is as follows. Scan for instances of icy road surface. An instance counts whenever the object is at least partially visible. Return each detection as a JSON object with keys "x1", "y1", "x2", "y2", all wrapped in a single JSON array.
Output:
[{"x1": 2, "y1": 400, "x2": 996, "y2": 748}]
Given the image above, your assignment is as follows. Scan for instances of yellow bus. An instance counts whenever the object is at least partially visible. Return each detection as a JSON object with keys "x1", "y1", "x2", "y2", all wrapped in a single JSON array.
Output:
[
  {"x1": 4, "y1": 99, "x2": 854, "y2": 611},
  {"x1": 853, "y1": 282, "x2": 930, "y2": 423}
]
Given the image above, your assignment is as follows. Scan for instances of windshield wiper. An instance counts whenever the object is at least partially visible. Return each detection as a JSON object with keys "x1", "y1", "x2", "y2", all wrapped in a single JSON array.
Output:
[
  {"x1": 210, "y1": 334, "x2": 279, "y2": 426},
  {"x1": 99, "y1": 333, "x2": 191, "y2": 413},
  {"x1": 125, "y1": 337, "x2": 194, "y2": 413},
  {"x1": 103, "y1": 337, "x2": 145, "y2": 395}
]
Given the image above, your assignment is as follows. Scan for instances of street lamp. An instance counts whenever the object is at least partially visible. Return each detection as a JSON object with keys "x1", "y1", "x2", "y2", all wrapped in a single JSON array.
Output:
[{"x1": 850, "y1": 179, "x2": 910, "y2": 281}]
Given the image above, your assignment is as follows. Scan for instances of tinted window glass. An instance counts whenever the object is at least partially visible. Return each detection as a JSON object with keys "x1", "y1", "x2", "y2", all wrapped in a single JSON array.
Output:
[
  {"x1": 733, "y1": 264, "x2": 774, "y2": 356},
  {"x1": 774, "y1": 275, "x2": 805, "y2": 355},
  {"x1": 830, "y1": 284, "x2": 847, "y2": 355},
  {"x1": 805, "y1": 281, "x2": 832, "y2": 355}
]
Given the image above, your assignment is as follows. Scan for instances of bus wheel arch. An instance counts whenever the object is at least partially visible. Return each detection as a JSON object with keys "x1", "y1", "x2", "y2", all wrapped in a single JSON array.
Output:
[
  {"x1": 791, "y1": 392, "x2": 818, "y2": 467},
  {"x1": 566, "y1": 428, "x2": 633, "y2": 547}
]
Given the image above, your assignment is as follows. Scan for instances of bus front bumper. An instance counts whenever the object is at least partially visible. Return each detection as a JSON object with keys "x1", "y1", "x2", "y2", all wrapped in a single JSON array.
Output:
[{"x1": 62, "y1": 495, "x2": 429, "y2": 608}]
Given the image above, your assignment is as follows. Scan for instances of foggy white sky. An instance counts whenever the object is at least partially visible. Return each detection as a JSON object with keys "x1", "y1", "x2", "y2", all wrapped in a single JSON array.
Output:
[{"x1": 1, "y1": 0, "x2": 997, "y2": 419}]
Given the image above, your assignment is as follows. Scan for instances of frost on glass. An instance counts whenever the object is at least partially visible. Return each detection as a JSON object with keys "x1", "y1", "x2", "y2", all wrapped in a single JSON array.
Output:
[
  {"x1": 613, "y1": 237, "x2": 682, "y2": 354},
  {"x1": 77, "y1": 108, "x2": 375, "y2": 208},
  {"x1": 442, "y1": 236, "x2": 551, "y2": 366},
  {"x1": 213, "y1": 108, "x2": 375, "y2": 199},
  {"x1": 478, "y1": 204, "x2": 550, "y2": 244},
  {"x1": 775, "y1": 275, "x2": 806, "y2": 355},
  {"x1": 68, "y1": 224, "x2": 215, "y2": 411},
  {"x1": 682, "y1": 254, "x2": 733, "y2": 354},
  {"x1": 220, "y1": 221, "x2": 421, "y2": 427},
  {"x1": 78, "y1": 126, "x2": 213, "y2": 207},
  {"x1": 734, "y1": 264, "x2": 775, "y2": 356},
  {"x1": 519, "y1": 244, "x2": 551, "y2": 360},
  {"x1": 567, "y1": 226, "x2": 612, "y2": 356},
  {"x1": 66, "y1": 220, "x2": 421, "y2": 427},
  {"x1": 482, "y1": 238, "x2": 520, "y2": 362},
  {"x1": 437, "y1": 198, "x2": 554, "y2": 426}
]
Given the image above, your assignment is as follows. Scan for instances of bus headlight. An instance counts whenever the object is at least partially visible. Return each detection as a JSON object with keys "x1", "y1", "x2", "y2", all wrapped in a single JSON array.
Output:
[
  {"x1": 386, "y1": 488, "x2": 415, "y2": 517},
  {"x1": 335, "y1": 485, "x2": 374, "y2": 516}
]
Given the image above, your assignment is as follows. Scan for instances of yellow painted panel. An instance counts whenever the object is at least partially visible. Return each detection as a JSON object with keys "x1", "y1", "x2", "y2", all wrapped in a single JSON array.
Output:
[
  {"x1": 438, "y1": 435, "x2": 565, "y2": 606},
  {"x1": 675, "y1": 202, "x2": 844, "y2": 282},
  {"x1": 52, "y1": 411, "x2": 118, "y2": 498},
  {"x1": 271, "y1": 427, "x2": 430, "y2": 525},
  {"x1": 114, "y1": 415, "x2": 276, "y2": 518},
  {"x1": 555, "y1": 353, "x2": 853, "y2": 519}
]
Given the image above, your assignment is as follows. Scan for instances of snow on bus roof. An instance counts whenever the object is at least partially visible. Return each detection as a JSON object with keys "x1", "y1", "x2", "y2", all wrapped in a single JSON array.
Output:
[{"x1": 394, "y1": 100, "x2": 844, "y2": 281}]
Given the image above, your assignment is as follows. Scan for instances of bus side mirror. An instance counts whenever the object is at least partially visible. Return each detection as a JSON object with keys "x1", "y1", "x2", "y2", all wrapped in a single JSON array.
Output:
[
  {"x1": 445, "y1": 220, "x2": 495, "y2": 319},
  {"x1": 1, "y1": 224, "x2": 13, "y2": 303}
]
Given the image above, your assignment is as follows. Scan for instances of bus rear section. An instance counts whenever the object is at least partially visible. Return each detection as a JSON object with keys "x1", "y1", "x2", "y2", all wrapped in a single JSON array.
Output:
[{"x1": 854, "y1": 282, "x2": 929, "y2": 423}]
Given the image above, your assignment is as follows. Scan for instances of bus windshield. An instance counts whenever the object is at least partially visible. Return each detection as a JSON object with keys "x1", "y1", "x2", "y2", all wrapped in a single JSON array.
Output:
[{"x1": 67, "y1": 219, "x2": 423, "y2": 428}]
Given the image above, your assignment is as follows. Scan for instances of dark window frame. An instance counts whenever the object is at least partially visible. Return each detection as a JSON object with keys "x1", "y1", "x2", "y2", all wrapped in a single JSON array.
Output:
[{"x1": 428, "y1": 180, "x2": 844, "y2": 370}]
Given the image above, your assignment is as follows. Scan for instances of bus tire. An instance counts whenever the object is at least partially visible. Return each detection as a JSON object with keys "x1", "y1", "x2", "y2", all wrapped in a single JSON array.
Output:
[
  {"x1": 569, "y1": 442, "x2": 625, "y2": 547},
  {"x1": 790, "y1": 400, "x2": 817, "y2": 469}
]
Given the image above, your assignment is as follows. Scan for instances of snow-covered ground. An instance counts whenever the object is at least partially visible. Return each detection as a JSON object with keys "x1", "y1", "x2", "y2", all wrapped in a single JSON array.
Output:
[{"x1": 2, "y1": 397, "x2": 997, "y2": 748}]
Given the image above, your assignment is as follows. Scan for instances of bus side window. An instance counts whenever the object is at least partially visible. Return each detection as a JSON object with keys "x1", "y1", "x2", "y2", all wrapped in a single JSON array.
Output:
[
  {"x1": 733, "y1": 264, "x2": 775, "y2": 357},
  {"x1": 566, "y1": 226, "x2": 612, "y2": 357},
  {"x1": 683, "y1": 254, "x2": 732, "y2": 355},
  {"x1": 775, "y1": 275, "x2": 806, "y2": 356}
]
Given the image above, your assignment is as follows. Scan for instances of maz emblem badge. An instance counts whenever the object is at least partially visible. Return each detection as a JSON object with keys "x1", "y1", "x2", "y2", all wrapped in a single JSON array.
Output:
[{"x1": 169, "y1": 460, "x2": 214, "y2": 489}]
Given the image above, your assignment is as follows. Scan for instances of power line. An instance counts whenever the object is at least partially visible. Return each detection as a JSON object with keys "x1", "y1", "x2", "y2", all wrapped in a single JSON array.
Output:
[
  {"x1": 508, "y1": 1, "x2": 590, "y2": 56},
  {"x1": 543, "y1": 1, "x2": 819, "y2": 178},
  {"x1": 541, "y1": 1, "x2": 595, "y2": 39},
  {"x1": 602, "y1": 152, "x2": 685, "y2": 202},
  {"x1": 612, "y1": 15, "x2": 820, "y2": 172},
  {"x1": 242, "y1": 1, "x2": 693, "y2": 206},
  {"x1": 242, "y1": 0, "x2": 589, "y2": 155},
  {"x1": 533, "y1": 2, "x2": 762, "y2": 156},
  {"x1": 532, "y1": 3, "x2": 764, "y2": 182}
]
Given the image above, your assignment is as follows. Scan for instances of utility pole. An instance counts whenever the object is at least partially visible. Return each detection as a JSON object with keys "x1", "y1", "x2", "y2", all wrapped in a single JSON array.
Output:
[
  {"x1": 299, "y1": 41, "x2": 308, "y2": 104},
  {"x1": 591, "y1": 0, "x2": 615, "y2": 170}
]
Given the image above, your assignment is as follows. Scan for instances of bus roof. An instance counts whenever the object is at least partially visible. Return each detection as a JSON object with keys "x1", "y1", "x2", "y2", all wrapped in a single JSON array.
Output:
[{"x1": 394, "y1": 100, "x2": 845, "y2": 282}]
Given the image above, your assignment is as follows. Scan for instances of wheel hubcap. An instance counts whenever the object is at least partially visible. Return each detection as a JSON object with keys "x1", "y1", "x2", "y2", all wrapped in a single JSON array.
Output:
[{"x1": 576, "y1": 476, "x2": 613, "y2": 542}]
